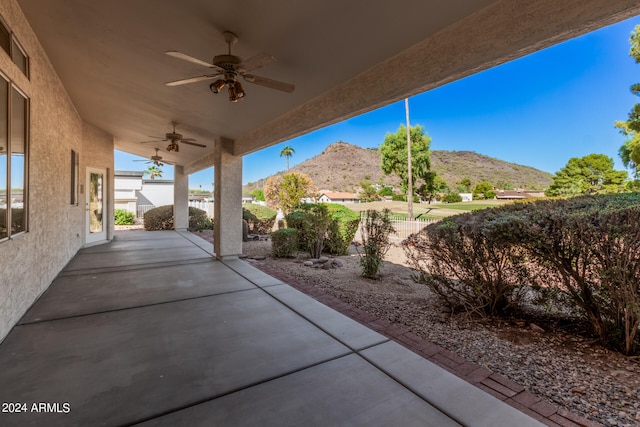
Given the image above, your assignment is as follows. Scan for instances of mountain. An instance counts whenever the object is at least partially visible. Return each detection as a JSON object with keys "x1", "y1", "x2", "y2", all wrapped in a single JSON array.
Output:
[{"x1": 244, "y1": 141, "x2": 553, "y2": 193}]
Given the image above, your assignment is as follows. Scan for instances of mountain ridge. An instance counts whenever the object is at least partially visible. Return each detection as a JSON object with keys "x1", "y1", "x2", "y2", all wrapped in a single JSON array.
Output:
[{"x1": 244, "y1": 141, "x2": 553, "y2": 193}]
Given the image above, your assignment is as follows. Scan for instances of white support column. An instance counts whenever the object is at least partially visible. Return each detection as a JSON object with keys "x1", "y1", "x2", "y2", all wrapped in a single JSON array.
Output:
[
  {"x1": 173, "y1": 165, "x2": 189, "y2": 231},
  {"x1": 214, "y1": 138, "x2": 243, "y2": 260}
]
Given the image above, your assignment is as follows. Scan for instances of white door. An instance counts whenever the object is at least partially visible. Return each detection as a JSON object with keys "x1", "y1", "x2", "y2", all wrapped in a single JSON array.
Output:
[{"x1": 86, "y1": 167, "x2": 107, "y2": 244}]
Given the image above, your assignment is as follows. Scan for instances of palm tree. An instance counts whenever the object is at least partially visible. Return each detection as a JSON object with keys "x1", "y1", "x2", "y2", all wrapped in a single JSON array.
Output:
[
  {"x1": 280, "y1": 145, "x2": 295, "y2": 170},
  {"x1": 145, "y1": 165, "x2": 163, "y2": 180}
]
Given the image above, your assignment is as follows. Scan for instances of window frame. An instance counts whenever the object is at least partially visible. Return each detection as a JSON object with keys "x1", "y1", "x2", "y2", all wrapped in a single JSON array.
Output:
[
  {"x1": 0, "y1": 72, "x2": 30, "y2": 242},
  {"x1": 0, "y1": 15, "x2": 30, "y2": 79},
  {"x1": 70, "y1": 149, "x2": 79, "y2": 205}
]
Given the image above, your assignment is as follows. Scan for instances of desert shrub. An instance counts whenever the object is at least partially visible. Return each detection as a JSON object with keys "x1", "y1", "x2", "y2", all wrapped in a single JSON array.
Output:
[
  {"x1": 359, "y1": 209, "x2": 395, "y2": 279},
  {"x1": 325, "y1": 204, "x2": 360, "y2": 255},
  {"x1": 271, "y1": 228, "x2": 299, "y2": 258},
  {"x1": 304, "y1": 204, "x2": 330, "y2": 258},
  {"x1": 143, "y1": 205, "x2": 212, "y2": 231},
  {"x1": 114, "y1": 208, "x2": 135, "y2": 225},
  {"x1": 590, "y1": 206, "x2": 640, "y2": 355},
  {"x1": 442, "y1": 193, "x2": 463, "y2": 203},
  {"x1": 403, "y1": 207, "x2": 532, "y2": 317},
  {"x1": 517, "y1": 194, "x2": 640, "y2": 354},
  {"x1": 188, "y1": 207, "x2": 212, "y2": 231},
  {"x1": 286, "y1": 203, "x2": 360, "y2": 256},
  {"x1": 284, "y1": 203, "x2": 330, "y2": 258},
  {"x1": 242, "y1": 204, "x2": 277, "y2": 234},
  {"x1": 144, "y1": 205, "x2": 174, "y2": 230},
  {"x1": 284, "y1": 208, "x2": 308, "y2": 250},
  {"x1": 403, "y1": 192, "x2": 640, "y2": 353}
]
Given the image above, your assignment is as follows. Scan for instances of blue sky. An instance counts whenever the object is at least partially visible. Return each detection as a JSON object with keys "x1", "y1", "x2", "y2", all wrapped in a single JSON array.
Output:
[{"x1": 116, "y1": 15, "x2": 640, "y2": 191}]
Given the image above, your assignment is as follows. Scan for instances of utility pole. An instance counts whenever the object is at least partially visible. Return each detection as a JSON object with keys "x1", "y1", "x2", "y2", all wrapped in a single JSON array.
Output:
[{"x1": 405, "y1": 98, "x2": 413, "y2": 220}]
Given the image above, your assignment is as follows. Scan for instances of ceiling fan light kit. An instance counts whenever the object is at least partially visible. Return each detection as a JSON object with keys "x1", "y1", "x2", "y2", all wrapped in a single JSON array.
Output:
[
  {"x1": 166, "y1": 30, "x2": 295, "y2": 101},
  {"x1": 138, "y1": 123, "x2": 206, "y2": 153}
]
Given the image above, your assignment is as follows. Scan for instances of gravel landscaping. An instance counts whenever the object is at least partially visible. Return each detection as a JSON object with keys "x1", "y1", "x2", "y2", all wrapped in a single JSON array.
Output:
[{"x1": 237, "y1": 237, "x2": 640, "y2": 427}]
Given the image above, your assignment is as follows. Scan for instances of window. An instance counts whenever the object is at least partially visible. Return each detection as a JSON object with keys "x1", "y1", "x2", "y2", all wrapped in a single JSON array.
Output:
[
  {"x1": 0, "y1": 16, "x2": 29, "y2": 78},
  {"x1": 11, "y1": 40, "x2": 28, "y2": 76},
  {"x1": 0, "y1": 76, "x2": 29, "y2": 240},
  {"x1": 70, "y1": 149, "x2": 79, "y2": 205}
]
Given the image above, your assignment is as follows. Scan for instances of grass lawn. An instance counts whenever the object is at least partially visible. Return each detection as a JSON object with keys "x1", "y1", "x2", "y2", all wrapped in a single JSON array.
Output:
[{"x1": 344, "y1": 199, "x2": 512, "y2": 218}]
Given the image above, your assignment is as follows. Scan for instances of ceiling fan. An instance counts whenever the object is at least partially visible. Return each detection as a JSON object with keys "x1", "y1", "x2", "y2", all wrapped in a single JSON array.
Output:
[
  {"x1": 165, "y1": 31, "x2": 295, "y2": 102},
  {"x1": 139, "y1": 123, "x2": 206, "y2": 152},
  {"x1": 134, "y1": 148, "x2": 175, "y2": 167}
]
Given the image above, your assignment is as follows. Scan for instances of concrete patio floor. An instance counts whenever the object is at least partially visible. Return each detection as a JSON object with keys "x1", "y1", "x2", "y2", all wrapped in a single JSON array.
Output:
[{"x1": 0, "y1": 230, "x2": 544, "y2": 426}]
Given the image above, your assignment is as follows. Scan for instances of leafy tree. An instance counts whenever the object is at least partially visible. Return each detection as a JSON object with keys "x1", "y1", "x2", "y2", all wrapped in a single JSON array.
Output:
[
  {"x1": 545, "y1": 154, "x2": 627, "y2": 197},
  {"x1": 473, "y1": 181, "x2": 496, "y2": 200},
  {"x1": 442, "y1": 192, "x2": 462, "y2": 203},
  {"x1": 279, "y1": 145, "x2": 295, "y2": 170},
  {"x1": 615, "y1": 25, "x2": 640, "y2": 178},
  {"x1": 378, "y1": 186, "x2": 393, "y2": 197},
  {"x1": 145, "y1": 165, "x2": 163, "y2": 180},
  {"x1": 359, "y1": 180, "x2": 379, "y2": 202},
  {"x1": 456, "y1": 177, "x2": 472, "y2": 193},
  {"x1": 380, "y1": 124, "x2": 435, "y2": 196},
  {"x1": 251, "y1": 189, "x2": 265, "y2": 201},
  {"x1": 264, "y1": 172, "x2": 317, "y2": 214},
  {"x1": 415, "y1": 171, "x2": 439, "y2": 203}
]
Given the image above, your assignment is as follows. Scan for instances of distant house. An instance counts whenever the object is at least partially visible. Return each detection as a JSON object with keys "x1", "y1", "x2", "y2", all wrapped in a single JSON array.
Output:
[
  {"x1": 459, "y1": 193, "x2": 473, "y2": 202},
  {"x1": 114, "y1": 171, "x2": 174, "y2": 214},
  {"x1": 114, "y1": 171, "x2": 145, "y2": 214},
  {"x1": 318, "y1": 191, "x2": 359, "y2": 204}
]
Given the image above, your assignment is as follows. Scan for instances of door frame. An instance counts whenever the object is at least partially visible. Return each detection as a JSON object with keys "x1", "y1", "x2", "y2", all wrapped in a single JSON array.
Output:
[{"x1": 85, "y1": 167, "x2": 107, "y2": 245}]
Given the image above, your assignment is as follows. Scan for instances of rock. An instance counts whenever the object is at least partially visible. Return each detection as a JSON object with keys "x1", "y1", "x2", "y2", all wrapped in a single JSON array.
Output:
[
  {"x1": 331, "y1": 259, "x2": 343, "y2": 268},
  {"x1": 318, "y1": 256, "x2": 330, "y2": 263},
  {"x1": 322, "y1": 261, "x2": 332, "y2": 270},
  {"x1": 250, "y1": 255, "x2": 266, "y2": 261},
  {"x1": 309, "y1": 258, "x2": 319, "y2": 264},
  {"x1": 303, "y1": 261, "x2": 314, "y2": 267},
  {"x1": 529, "y1": 323, "x2": 544, "y2": 333}
]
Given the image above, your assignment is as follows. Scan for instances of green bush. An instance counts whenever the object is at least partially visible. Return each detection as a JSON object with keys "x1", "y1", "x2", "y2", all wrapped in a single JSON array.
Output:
[
  {"x1": 325, "y1": 204, "x2": 360, "y2": 255},
  {"x1": 286, "y1": 203, "x2": 360, "y2": 256},
  {"x1": 114, "y1": 208, "x2": 135, "y2": 225},
  {"x1": 284, "y1": 203, "x2": 330, "y2": 258},
  {"x1": 144, "y1": 205, "x2": 174, "y2": 230},
  {"x1": 391, "y1": 194, "x2": 419, "y2": 202},
  {"x1": 143, "y1": 205, "x2": 212, "y2": 231},
  {"x1": 188, "y1": 207, "x2": 212, "y2": 231},
  {"x1": 271, "y1": 228, "x2": 299, "y2": 258},
  {"x1": 442, "y1": 193, "x2": 463, "y2": 203},
  {"x1": 285, "y1": 206, "x2": 312, "y2": 250},
  {"x1": 242, "y1": 204, "x2": 277, "y2": 234}
]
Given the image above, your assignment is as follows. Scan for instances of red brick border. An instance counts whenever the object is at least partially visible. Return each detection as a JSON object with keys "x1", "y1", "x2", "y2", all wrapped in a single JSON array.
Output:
[{"x1": 253, "y1": 261, "x2": 602, "y2": 427}]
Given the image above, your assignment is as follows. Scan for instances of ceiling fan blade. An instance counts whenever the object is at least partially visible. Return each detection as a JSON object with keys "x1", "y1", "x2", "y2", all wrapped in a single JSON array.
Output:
[
  {"x1": 243, "y1": 74, "x2": 295, "y2": 93},
  {"x1": 239, "y1": 53, "x2": 276, "y2": 73},
  {"x1": 180, "y1": 140, "x2": 207, "y2": 148},
  {"x1": 165, "y1": 50, "x2": 213, "y2": 68},
  {"x1": 166, "y1": 74, "x2": 222, "y2": 87},
  {"x1": 181, "y1": 138, "x2": 197, "y2": 142}
]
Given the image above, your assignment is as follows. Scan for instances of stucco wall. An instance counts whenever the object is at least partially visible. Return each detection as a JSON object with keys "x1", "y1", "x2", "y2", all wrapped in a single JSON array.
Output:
[{"x1": 0, "y1": 0, "x2": 113, "y2": 342}]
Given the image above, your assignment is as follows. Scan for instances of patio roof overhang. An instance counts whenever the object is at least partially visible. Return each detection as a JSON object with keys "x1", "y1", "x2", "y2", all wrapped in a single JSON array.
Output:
[{"x1": 17, "y1": 0, "x2": 640, "y2": 173}]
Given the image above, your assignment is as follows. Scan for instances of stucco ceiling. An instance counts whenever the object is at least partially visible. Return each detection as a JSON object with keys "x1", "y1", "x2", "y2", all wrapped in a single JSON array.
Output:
[{"x1": 16, "y1": 0, "x2": 640, "y2": 172}]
